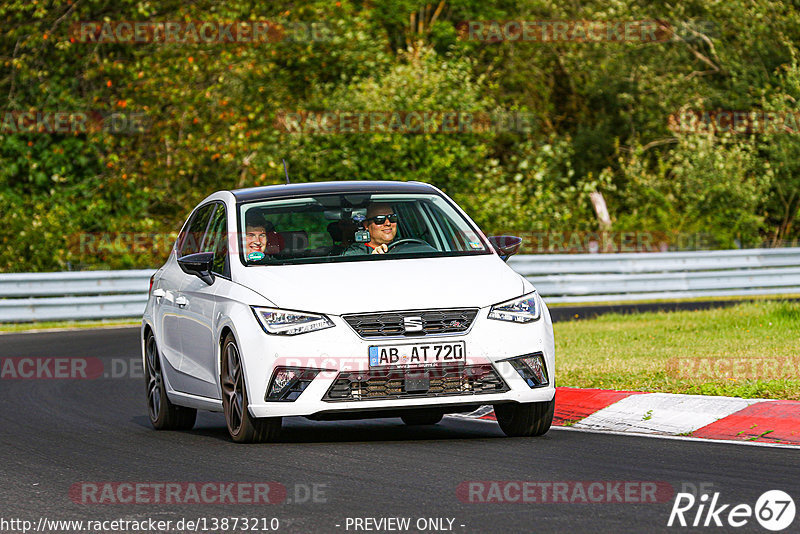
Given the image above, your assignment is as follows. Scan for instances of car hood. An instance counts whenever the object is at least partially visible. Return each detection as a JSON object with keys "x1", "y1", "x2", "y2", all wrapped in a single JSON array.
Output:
[{"x1": 234, "y1": 254, "x2": 527, "y2": 315}]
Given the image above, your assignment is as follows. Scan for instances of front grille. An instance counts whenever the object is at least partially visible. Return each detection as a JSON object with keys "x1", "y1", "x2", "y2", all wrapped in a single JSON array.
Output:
[
  {"x1": 343, "y1": 308, "x2": 478, "y2": 338},
  {"x1": 323, "y1": 364, "x2": 508, "y2": 401}
]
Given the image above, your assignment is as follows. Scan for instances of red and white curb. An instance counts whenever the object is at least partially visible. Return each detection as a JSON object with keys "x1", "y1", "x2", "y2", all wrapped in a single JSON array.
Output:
[{"x1": 457, "y1": 387, "x2": 800, "y2": 445}]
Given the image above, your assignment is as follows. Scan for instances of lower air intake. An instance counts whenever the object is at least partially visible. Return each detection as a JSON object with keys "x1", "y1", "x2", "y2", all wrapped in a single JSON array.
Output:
[{"x1": 323, "y1": 364, "x2": 508, "y2": 401}]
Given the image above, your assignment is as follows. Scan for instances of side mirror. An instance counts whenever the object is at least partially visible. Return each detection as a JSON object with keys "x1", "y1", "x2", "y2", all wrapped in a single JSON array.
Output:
[
  {"x1": 488, "y1": 235, "x2": 523, "y2": 262},
  {"x1": 178, "y1": 252, "x2": 215, "y2": 285}
]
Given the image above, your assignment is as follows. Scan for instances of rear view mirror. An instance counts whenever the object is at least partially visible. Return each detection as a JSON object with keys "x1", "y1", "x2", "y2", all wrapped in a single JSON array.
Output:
[
  {"x1": 178, "y1": 252, "x2": 215, "y2": 285},
  {"x1": 488, "y1": 235, "x2": 523, "y2": 262}
]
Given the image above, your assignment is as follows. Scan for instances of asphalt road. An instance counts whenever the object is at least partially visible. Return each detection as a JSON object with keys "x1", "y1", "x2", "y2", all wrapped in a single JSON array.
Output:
[{"x1": 1, "y1": 327, "x2": 798, "y2": 534}]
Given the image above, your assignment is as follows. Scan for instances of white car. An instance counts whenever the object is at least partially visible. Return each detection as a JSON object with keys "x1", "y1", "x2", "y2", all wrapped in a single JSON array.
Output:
[{"x1": 142, "y1": 181, "x2": 556, "y2": 442}]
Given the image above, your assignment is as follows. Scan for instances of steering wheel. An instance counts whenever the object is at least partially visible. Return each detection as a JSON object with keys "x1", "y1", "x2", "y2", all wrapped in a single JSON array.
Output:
[{"x1": 386, "y1": 238, "x2": 432, "y2": 251}]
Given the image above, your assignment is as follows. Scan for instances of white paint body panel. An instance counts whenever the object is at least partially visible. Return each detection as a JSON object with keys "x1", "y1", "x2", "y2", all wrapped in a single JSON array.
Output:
[{"x1": 233, "y1": 254, "x2": 526, "y2": 315}]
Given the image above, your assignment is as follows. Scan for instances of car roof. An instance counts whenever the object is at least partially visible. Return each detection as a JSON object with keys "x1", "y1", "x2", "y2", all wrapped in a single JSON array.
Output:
[{"x1": 231, "y1": 180, "x2": 438, "y2": 202}]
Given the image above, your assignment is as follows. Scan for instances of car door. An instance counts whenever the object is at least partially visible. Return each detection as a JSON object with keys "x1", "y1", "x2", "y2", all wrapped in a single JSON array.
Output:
[
  {"x1": 176, "y1": 202, "x2": 228, "y2": 399},
  {"x1": 152, "y1": 262, "x2": 184, "y2": 381},
  {"x1": 153, "y1": 204, "x2": 214, "y2": 384}
]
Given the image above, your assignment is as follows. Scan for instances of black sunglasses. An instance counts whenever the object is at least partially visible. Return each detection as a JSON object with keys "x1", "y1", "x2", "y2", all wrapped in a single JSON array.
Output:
[{"x1": 366, "y1": 213, "x2": 399, "y2": 225}]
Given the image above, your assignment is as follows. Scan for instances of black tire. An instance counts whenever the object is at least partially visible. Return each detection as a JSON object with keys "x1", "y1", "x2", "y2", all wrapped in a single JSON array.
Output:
[
  {"x1": 221, "y1": 333, "x2": 282, "y2": 443},
  {"x1": 401, "y1": 411, "x2": 444, "y2": 426},
  {"x1": 144, "y1": 331, "x2": 197, "y2": 430},
  {"x1": 494, "y1": 399, "x2": 555, "y2": 437}
]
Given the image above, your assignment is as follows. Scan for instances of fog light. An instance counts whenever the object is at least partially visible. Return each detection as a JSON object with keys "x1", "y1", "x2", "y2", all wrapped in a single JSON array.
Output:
[
  {"x1": 503, "y1": 353, "x2": 549, "y2": 388},
  {"x1": 265, "y1": 367, "x2": 320, "y2": 401}
]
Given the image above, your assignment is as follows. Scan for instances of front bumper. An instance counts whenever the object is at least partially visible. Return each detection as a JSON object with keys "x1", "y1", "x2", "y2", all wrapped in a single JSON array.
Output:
[{"x1": 237, "y1": 306, "x2": 556, "y2": 419}]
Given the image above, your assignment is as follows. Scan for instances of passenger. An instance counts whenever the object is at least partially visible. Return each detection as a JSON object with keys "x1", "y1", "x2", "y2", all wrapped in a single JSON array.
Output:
[
  {"x1": 343, "y1": 203, "x2": 398, "y2": 255},
  {"x1": 244, "y1": 212, "x2": 282, "y2": 259}
]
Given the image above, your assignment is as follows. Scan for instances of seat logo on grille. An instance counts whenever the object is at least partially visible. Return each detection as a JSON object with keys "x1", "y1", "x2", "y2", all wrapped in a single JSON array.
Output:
[{"x1": 403, "y1": 316, "x2": 424, "y2": 332}]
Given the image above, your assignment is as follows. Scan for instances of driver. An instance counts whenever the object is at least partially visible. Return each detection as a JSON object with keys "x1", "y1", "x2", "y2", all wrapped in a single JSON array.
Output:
[{"x1": 343, "y1": 203, "x2": 398, "y2": 255}]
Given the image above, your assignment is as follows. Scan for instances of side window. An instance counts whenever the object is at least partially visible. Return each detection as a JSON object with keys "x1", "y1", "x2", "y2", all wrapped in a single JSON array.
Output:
[
  {"x1": 178, "y1": 203, "x2": 215, "y2": 257},
  {"x1": 202, "y1": 204, "x2": 229, "y2": 277}
]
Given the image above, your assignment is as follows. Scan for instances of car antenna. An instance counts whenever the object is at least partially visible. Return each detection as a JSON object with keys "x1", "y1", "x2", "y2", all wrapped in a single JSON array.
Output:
[{"x1": 282, "y1": 159, "x2": 290, "y2": 184}]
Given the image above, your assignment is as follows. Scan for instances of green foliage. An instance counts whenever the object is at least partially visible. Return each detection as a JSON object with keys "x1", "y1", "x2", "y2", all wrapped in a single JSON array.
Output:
[
  {"x1": 282, "y1": 46, "x2": 492, "y2": 194},
  {"x1": 2, "y1": 0, "x2": 800, "y2": 271},
  {"x1": 614, "y1": 134, "x2": 772, "y2": 248},
  {"x1": 757, "y1": 58, "x2": 800, "y2": 245},
  {"x1": 461, "y1": 136, "x2": 606, "y2": 234}
]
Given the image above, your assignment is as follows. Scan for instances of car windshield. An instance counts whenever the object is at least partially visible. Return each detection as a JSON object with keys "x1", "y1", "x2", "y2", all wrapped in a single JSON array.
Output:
[{"x1": 237, "y1": 192, "x2": 491, "y2": 265}]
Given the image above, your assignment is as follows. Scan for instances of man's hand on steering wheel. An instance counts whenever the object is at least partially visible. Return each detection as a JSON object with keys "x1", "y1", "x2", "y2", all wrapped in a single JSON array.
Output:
[
  {"x1": 386, "y1": 238, "x2": 431, "y2": 251},
  {"x1": 369, "y1": 238, "x2": 432, "y2": 254}
]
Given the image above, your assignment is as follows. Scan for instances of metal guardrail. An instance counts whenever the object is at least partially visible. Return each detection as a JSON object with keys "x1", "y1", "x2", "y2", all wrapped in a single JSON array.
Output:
[
  {"x1": 0, "y1": 270, "x2": 154, "y2": 322},
  {"x1": 508, "y1": 247, "x2": 800, "y2": 303},
  {"x1": 1, "y1": 248, "x2": 799, "y2": 322}
]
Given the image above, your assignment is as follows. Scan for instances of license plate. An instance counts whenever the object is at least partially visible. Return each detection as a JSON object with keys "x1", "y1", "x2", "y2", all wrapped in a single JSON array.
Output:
[{"x1": 368, "y1": 341, "x2": 466, "y2": 368}]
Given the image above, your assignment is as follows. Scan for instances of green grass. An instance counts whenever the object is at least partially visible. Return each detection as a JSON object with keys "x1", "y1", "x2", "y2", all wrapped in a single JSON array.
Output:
[
  {"x1": 555, "y1": 300, "x2": 800, "y2": 400},
  {"x1": 0, "y1": 319, "x2": 139, "y2": 333},
  {"x1": 547, "y1": 293, "x2": 800, "y2": 307}
]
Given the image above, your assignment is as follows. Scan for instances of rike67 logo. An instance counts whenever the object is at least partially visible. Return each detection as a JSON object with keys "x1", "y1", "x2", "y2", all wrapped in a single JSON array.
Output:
[{"x1": 668, "y1": 490, "x2": 796, "y2": 531}]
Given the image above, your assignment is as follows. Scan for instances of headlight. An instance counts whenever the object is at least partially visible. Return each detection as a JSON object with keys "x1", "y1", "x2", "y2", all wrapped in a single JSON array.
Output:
[
  {"x1": 252, "y1": 307, "x2": 334, "y2": 335},
  {"x1": 488, "y1": 292, "x2": 541, "y2": 323}
]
